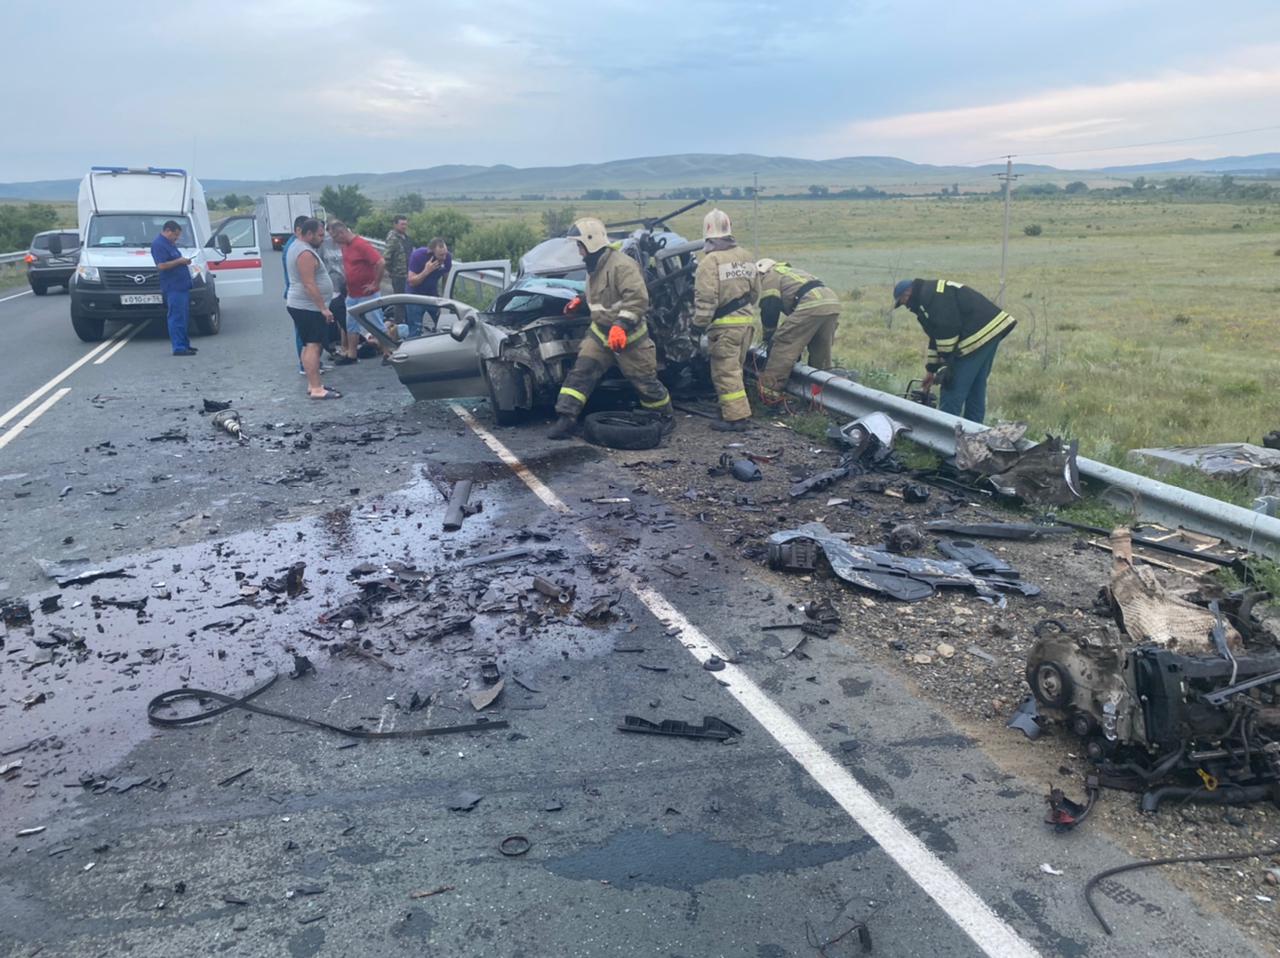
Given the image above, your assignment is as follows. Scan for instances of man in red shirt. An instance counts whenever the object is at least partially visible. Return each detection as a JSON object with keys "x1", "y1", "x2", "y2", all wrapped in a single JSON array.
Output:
[{"x1": 329, "y1": 220, "x2": 387, "y2": 363}]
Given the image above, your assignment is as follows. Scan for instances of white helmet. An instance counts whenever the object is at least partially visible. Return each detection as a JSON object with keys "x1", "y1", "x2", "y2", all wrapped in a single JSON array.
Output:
[
  {"x1": 569, "y1": 216, "x2": 609, "y2": 254},
  {"x1": 703, "y1": 208, "x2": 732, "y2": 239},
  {"x1": 756, "y1": 258, "x2": 777, "y2": 274}
]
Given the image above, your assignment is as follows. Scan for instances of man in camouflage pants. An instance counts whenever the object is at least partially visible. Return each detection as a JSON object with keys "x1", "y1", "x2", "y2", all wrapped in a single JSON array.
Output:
[
  {"x1": 547, "y1": 217, "x2": 674, "y2": 440},
  {"x1": 692, "y1": 209, "x2": 759, "y2": 432},
  {"x1": 383, "y1": 215, "x2": 412, "y2": 324}
]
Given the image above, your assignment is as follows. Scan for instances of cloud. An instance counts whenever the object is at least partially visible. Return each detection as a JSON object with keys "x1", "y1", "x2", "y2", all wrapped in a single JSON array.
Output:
[{"x1": 808, "y1": 52, "x2": 1280, "y2": 165}]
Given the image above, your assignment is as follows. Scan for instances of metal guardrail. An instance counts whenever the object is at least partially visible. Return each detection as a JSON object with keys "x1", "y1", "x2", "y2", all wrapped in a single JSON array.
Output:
[
  {"x1": 770, "y1": 353, "x2": 1280, "y2": 559},
  {"x1": 0, "y1": 251, "x2": 27, "y2": 265}
]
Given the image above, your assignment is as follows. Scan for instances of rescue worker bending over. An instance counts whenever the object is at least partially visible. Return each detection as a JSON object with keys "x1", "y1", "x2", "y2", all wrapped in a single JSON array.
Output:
[
  {"x1": 548, "y1": 217, "x2": 674, "y2": 440},
  {"x1": 756, "y1": 258, "x2": 841, "y2": 400},
  {"x1": 893, "y1": 278, "x2": 1016, "y2": 424},
  {"x1": 692, "y1": 209, "x2": 759, "y2": 433}
]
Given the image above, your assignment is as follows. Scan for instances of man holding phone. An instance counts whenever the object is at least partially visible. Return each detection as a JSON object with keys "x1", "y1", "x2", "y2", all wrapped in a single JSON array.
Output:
[
  {"x1": 150, "y1": 220, "x2": 196, "y2": 356},
  {"x1": 406, "y1": 237, "x2": 452, "y2": 335}
]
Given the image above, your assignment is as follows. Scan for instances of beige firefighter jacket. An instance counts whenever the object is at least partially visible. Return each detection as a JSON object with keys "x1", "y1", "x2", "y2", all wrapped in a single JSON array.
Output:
[
  {"x1": 586, "y1": 248, "x2": 649, "y2": 338},
  {"x1": 693, "y1": 245, "x2": 759, "y2": 329}
]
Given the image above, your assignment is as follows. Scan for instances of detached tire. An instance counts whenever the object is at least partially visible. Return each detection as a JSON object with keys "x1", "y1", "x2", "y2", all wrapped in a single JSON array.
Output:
[
  {"x1": 582, "y1": 410, "x2": 665, "y2": 450},
  {"x1": 71, "y1": 308, "x2": 104, "y2": 342},
  {"x1": 194, "y1": 300, "x2": 221, "y2": 336}
]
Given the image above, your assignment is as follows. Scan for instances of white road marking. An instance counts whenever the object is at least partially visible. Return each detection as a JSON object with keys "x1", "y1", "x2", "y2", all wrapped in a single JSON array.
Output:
[
  {"x1": 452, "y1": 407, "x2": 1042, "y2": 958},
  {"x1": 93, "y1": 322, "x2": 146, "y2": 364},
  {"x1": 0, "y1": 289, "x2": 34, "y2": 304},
  {"x1": 0, "y1": 388, "x2": 72, "y2": 452},
  {"x1": 0, "y1": 326, "x2": 136, "y2": 430}
]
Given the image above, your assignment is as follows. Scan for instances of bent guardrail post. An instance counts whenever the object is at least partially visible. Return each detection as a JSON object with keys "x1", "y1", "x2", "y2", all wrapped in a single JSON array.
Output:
[{"x1": 761, "y1": 351, "x2": 1280, "y2": 559}]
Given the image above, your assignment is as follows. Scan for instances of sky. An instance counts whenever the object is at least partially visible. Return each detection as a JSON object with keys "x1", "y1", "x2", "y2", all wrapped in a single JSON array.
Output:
[{"x1": 4, "y1": 0, "x2": 1280, "y2": 182}]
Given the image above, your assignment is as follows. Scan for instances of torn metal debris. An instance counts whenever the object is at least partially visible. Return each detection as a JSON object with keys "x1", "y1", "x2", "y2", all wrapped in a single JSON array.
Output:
[{"x1": 618, "y1": 715, "x2": 743, "y2": 741}]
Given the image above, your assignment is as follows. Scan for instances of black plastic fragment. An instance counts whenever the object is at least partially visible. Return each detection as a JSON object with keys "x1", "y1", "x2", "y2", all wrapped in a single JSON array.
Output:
[{"x1": 618, "y1": 715, "x2": 743, "y2": 741}]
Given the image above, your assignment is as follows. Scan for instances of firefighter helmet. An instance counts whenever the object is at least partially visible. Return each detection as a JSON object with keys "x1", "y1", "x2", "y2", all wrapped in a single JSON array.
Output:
[
  {"x1": 703, "y1": 208, "x2": 732, "y2": 239},
  {"x1": 569, "y1": 217, "x2": 609, "y2": 254},
  {"x1": 756, "y1": 258, "x2": 777, "y2": 274}
]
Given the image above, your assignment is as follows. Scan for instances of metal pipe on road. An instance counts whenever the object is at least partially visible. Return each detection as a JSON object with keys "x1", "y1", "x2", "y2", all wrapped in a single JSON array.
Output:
[{"x1": 767, "y1": 353, "x2": 1280, "y2": 559}]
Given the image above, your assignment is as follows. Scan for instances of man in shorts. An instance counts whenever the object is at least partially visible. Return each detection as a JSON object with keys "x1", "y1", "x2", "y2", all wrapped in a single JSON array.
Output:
[{"x1": 285, "y1": 219, "x2": 340, "y2": 399}]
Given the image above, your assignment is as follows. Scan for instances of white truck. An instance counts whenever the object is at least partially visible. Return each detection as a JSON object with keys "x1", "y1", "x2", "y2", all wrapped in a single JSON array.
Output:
[
  {"x1": 265, "y1": 192, "x2": 315, "y2": 251},
  {"x1": 69, "y1": 166, "x2": 263, "y2": 342}
]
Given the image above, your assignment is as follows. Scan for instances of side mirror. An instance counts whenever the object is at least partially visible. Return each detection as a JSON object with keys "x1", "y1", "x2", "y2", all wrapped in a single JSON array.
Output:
[
  {"x1": 216, "y1": 235, "x2": 232, "y2": 256},
  {"x1": 47, "y1": 236, "x2": 63, "y2": 256},
  {"x1": 449, "y1": 315, "x2": 476, "y2": 342}
]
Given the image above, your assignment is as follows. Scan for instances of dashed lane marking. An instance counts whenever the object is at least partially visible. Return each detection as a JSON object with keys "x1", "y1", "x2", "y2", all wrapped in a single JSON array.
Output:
[
  {"x1": 0, "y1": 324, "x2": 138, "y2": 430},
  {"x1": 0, "y1": 388, "x2": 72, "y2": 452},
  {"x1": 451, "y1": 402, "x2": 1042, "y2": 958},
  {"x1": 0, "y1": 289, "x2": 34, "y2": 304}
]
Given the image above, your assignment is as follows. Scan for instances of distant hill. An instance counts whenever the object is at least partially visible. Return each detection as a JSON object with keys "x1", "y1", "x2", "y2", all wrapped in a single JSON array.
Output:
[
  {"x1": 0, "y1": 152, "x2": 1273, "y2": 201},
  {"x1": 1099, "y1": 153, "x2": 1280, "y2": 175}
]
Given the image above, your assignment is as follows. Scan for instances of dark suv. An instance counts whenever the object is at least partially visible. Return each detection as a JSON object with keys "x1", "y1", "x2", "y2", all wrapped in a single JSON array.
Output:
[{"x1": 26, "y1": 230, "x2": 81, "y2": 295}]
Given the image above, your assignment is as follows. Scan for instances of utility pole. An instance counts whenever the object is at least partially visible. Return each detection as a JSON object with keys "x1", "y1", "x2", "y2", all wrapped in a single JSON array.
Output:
[
  {"x1": 634, "y1": 197, "x2": 647, "y2": 222},
  {"x1": 996, "y1": 156, "x2": 1019, "y2": 308},
  {"x1": 751, "y1": 172, "x2": 761, "y2": 254}
]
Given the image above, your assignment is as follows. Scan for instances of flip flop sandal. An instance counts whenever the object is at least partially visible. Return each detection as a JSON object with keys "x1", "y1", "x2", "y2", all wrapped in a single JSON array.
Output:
[{"x1": 309, "y1": 389, "x2": 342, "y2": 400}]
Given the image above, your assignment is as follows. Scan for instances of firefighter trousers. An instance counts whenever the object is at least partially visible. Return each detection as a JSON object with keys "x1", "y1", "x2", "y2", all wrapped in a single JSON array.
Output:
[
  {"x1": 555, "y1": 333, "x2": 671, "y2": 417},
  {"x1": 706, "y1": 324, "x2": 754, "y2": 421},
  {"x1": 760, "y1": 309, "x2": 840, "y2": 395}
]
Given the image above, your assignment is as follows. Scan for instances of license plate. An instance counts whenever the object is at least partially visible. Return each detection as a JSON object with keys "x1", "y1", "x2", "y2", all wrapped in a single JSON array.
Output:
[{"x1": 120, "y1": 294, "x2": 162, "y2": 305}]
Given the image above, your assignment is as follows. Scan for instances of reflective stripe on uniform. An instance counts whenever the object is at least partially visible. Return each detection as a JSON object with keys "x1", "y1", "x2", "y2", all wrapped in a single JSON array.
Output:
[
  {"x1": 957, "y1": 310, "x2": 1013, "y2": 353},
  {"x1": 718, "y1": 389, "x2": 747, "y2": 403},
  {"x1": 759, "y1": 289, "x2": 781, "y2": 300},
  {"x1": 933, "y1": 336, "x2": 959, "y2": 350},
  {"x1": 710, "y1": 314, "x2": 754, "y2": 327},
  {"x1": 640, "y1": 395, "x2": 671, "y2": 409},
  {"x1": 936, "y1": 279, "x2": 946, "y2": 294},
  {"x1": 591, "y1": 321, "x2": 649, "y2": 344},
  {"x1": 559, "y1": 386, "x2": 588, "y2": 404},
  {"x1": 617, "y1": 309, "x2": 638, "y2": 322}
]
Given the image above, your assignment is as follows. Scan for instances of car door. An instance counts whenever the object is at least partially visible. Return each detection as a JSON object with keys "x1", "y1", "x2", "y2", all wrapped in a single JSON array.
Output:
[
  {"x1": 207, "y1": 215, "x2": 263, "y2": 297},
  {"x1": 442, "y1": 260, "x2": 511, "y2": 310}
]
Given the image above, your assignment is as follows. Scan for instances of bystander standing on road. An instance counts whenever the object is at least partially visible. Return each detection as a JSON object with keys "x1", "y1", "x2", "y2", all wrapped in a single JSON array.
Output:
[
  {"x1": 282, "y1": 215, "x2": 330, "y2": 375},
  {"x1": 893, "y1": 278, "x2": 1016, "y2": 424},
  {"x1": 319, "y1": 223, "x2": 348, "y2": 358},
  {"x1": 330, "y1": 220, "x2": 389, "y2": 363},
  {"x1": 285, "y1": 218, "x2": 340, "y2": 400},
  {"x1": 150, "y1": 220, "x2": 196, "y2": 356},
  {"x1": 405, "y1": 237, "x2": 452, "y2": 336},
  {"x1": 384, "y1": 215, "x2": 412, "y2": 325}
]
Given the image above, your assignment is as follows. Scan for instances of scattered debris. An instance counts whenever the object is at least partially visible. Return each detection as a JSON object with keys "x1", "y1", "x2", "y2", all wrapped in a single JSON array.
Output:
[
  {"x1": 923, "y1": 520, "x2": 1072, "y2": 541},
  {"x1": 447, "y1": 791, "x2": 484, "y2": 812},
  {"x1": 16, "y1": 826, "x2": 46, "y2": 837},
  {"x1": 1039, "y1": 863, "x2": 1063, "y2": 876},
  {"x1": 443, "y1": 480, "x2": 477, "y2": 532},
  {"x1": 1005, "y1": 696, "x2": 1042, "y2": 740},
  {"x1": 211, "y1": 409, "x2": 247, "y2": 441},
  {"x1": 617, "y1": 715, "x2": 742, "y2": 741},
  {"x1": 470, "y1": 679, "x2": 504, "y2": 711},
  {"x1": 954, "y1": 422, "x2": 1081, "y2": 505},
  {"x1": 768, "y1": 522, "x2": 1039, "y2": 602},
  {"x1": 1045, "y1": 779, "x2": 1098, "y2": 831},
  {"x1": 408, "y1": 886, "x2": 454, "y2": 899},
  {"x1": 35, "y1": 558, "x2": 131, "y2": 588},
  {"x1": 499, "y1": 835, "x2": 531, "y2": 857},
  {"x1": 709, "y1": 454, "x2": 762, "y2": 483}
]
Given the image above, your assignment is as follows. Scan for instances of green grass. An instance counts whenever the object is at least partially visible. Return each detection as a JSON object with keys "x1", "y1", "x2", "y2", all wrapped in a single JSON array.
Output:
[
  {"x1": 0, "y1": 261, "x2": 28, "y2": 292},
  {"x1": 459, "y1": 195, "x2": 1278, "y2": 474}
]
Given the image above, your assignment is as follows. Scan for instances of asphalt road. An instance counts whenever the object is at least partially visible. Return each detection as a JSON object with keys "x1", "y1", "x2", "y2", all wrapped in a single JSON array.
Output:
[{"x1": 0, "y1": 253, "x2": 1264, "y2": 957}]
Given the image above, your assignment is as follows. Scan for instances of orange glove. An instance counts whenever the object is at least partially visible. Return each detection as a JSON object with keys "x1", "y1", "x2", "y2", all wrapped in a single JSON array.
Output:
[
  {"x1": 607, "y1": 325, "x2": 627, "y2": 351},
  {"x1": 564, "y1": 295, "x2": 583, "y2": 315}
]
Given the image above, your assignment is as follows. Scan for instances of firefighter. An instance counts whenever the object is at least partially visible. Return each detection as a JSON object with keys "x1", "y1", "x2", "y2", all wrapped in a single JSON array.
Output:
[
  {"x1": 893, "y1": 278, "x2": 1016, "y2": 424},
  {"x1": 692, "y1": 209, "x2": 759, "y2": 432},
  {"x1": 756, "y1": 258, "x2": 841, "y2": 400},
  {"x1": 547, "y1": 217, "x2": 673, "y2": 440}
]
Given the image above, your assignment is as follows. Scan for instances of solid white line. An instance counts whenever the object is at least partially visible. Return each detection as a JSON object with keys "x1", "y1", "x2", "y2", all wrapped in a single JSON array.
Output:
[
  {"x1": 0, "y1": 289, "x2": 33, "y2": 304},
  {"x1": 449, "y1": 404, "x2": 571, "y2": 514},
  {"x1": 0, "y1": 328, "x2": 131, "y2": 430},
  {"x1": 0, "y1": 388, "x2": 72, "y2": 452},
  {"x1": 93, "y1": 322, "x2": 145, "y2": 364},
  {"x1": 452, "y1": 407, "x2": 1041, "y2": 958}
]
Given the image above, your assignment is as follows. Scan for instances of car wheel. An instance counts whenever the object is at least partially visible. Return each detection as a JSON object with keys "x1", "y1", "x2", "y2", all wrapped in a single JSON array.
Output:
[
  {"x1": 31, "y1": 282, "x2": 48, "y2": 296},
  {"x1": 582, "y1": 410, "x2": 666, "y2": 450},
  {"x1": 194, "y1": 301, "x2": 221, "y2": 336},
  {"x1": 71, "y1": 308, "x2": 105, "y2": 342},
  {"x1": 484, "y1": 362, "x2": 528, "y2": 427}
]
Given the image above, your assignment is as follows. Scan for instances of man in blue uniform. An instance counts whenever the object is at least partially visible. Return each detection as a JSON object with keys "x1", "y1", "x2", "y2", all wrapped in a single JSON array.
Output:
[{"x1": 150, "y1": 220, "x2": 196, "y2": 356}]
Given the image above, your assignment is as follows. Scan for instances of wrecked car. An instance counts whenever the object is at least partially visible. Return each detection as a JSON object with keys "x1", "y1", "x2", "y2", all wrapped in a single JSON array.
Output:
[
  {"x1": 349, "y1": 201, "x2": 708, "y2": 424},
  {"x1": 1026, "y1": 531, "x2": 1280, "y2": 811}
]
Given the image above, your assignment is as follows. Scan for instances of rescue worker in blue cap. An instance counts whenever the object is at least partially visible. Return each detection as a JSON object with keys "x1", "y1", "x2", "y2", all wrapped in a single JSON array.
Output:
[{"x1": 893, "y1": 278, "x2": 1015, "y2": 424}]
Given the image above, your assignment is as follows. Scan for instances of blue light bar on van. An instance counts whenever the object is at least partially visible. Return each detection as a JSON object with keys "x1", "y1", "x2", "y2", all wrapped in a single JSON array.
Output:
[{"x1": 90, "y1": 166, "x2": 188, "y2": 176}]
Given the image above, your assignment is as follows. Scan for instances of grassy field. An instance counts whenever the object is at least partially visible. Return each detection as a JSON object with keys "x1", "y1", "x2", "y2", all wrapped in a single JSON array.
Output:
[{"x1": 439, "y1": 195, "x2": 1280, "y2": 469}]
